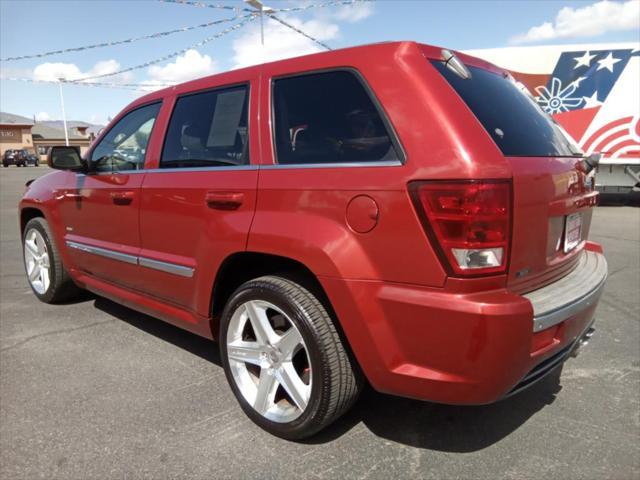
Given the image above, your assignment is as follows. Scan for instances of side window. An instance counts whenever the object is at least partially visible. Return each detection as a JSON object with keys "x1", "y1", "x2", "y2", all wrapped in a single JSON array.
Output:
[
  {"x1": 272, "y1": 70, "x2": 401, "y2": 165},
  {"x1": 161, "y1": 85, "x2": 249, "y2": 168},
  {"x1": 90, "y1": 102, "x2": 161, "y2": 172}
]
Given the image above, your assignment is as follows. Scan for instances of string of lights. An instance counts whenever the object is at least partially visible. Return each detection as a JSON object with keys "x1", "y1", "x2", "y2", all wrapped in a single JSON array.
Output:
[
  {"x1": 271, "y1": 0, "x2": 371, "y2": 14},
  {"x1": 157, "y1": 0, "x2": 244, "y2": 11},
  {"x1": 68, "y1": 14, "x2": 257, "y2": 83},
  {"x1": 2, "y1": 77, "x2": 172, "y2": 91},
  {"x1": 266, "y1": 14, "x2": 332, "y2": 51},
  {"x1": 2, "y1": 0, "x2": 374, "y2": 91},
  {"x1": 0, "y1": 15, "x2": 244, "y2": 62}
]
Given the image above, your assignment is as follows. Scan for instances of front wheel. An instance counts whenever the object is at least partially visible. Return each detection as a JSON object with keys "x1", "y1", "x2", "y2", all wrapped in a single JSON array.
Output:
[
  {"x1": 23, "y1": 217, "x2": 81, "y2": 303},
  {"x1": 220, "y1": 275, "x2": 362, "y2": 440}
]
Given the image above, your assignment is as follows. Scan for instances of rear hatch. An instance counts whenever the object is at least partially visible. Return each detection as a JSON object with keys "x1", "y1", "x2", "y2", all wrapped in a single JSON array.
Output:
[{"x1": 429, "y1": 53, "x2": 598, "y2": 293}]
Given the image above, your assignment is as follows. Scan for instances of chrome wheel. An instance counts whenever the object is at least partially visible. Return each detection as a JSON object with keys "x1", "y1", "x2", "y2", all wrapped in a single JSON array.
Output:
[
  {"x1": 226, "y1": 300, "x2": 312, "y2": 423},
  {"x1": 24, "y1": 228, "x2": 50, "y2": 294}
]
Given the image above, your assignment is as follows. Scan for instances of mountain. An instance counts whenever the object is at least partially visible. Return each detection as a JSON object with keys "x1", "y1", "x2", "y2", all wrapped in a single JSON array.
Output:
[{"x1": 39, "y1": 120, "x2": 105, "y2": 137}]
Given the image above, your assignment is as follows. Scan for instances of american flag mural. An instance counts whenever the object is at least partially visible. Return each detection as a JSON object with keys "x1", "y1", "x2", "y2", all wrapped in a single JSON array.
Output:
[{"x1": 508, "y1": 47, "x2": 640, "y2": 161}]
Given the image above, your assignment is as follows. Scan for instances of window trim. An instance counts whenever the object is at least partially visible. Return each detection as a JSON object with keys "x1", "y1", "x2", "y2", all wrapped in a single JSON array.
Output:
[
  {"x1": 269, "y1": 67, "x2": 407, "y2": 167},
  {"x1": 87, "y1": 100, "x2": 162, "y2": 173},
  {"x1": 159, "y1": 82, "x2": 251, "y2": 170}
]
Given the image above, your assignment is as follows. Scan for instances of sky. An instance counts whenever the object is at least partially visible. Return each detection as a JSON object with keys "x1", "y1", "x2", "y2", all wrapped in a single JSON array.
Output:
[{"x1": 1, "y1": 0, "x2": 639, "y2": 125}]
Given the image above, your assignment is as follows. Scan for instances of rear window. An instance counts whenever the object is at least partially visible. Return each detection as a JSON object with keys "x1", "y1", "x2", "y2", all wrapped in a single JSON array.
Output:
[{"x1": 431, "y1": 60, "x2": 581, "y2": 157}]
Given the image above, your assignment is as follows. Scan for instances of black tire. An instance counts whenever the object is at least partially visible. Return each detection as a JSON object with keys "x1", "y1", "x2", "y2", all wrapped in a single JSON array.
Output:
[
  {"x1": 220, "y1": 275, "x2": 362, "y2": 440},
  {"x1": 22, "y1": 217, "x2": 82, "y2": 303}
]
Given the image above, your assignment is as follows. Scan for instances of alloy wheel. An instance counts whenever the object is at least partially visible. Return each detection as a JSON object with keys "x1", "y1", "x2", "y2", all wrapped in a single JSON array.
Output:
[
  {"x1": 23, "y1": 228, "x2": 50, "y2": 294},
  {"x1": 226, "y1": 300, "x2": 312, "y2": 423}
]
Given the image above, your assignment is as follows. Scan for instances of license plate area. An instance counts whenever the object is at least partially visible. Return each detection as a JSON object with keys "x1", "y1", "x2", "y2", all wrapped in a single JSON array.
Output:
[{"x1": 564, "y1": 212, "x2": 582, "y2": 253}]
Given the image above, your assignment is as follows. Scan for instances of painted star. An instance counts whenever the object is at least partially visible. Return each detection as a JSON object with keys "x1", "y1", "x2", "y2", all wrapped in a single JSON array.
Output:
[
  {"x1": 573, "y1": 51, "x2": 596, "y2": 69},
  {"x1": 597, "y1": 52, "x2": 621, "y2": 72},
  {"x1": 582, "y1": 91, "x2": 602, "y2": 108},
  {"x1": 571, "y1": 76, "x2": 587, "y2": 88}
]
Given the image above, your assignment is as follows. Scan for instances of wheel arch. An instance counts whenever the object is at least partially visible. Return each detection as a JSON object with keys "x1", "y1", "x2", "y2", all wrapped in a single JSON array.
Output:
[
  {"x1": 20, "y1": 207, "x2": 45, "y2": 236},
  {"x1": 209, "y1": 251, "x2": 363, "y2": 375},
  {"x1": 211, "y1": 251, "x2": 329, "y2": 318}
]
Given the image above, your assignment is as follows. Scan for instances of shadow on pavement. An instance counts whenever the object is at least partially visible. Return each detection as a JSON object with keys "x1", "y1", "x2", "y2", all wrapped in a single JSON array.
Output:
[
  {"x1": 310, "y1": 368, "x2": 562, "y2": 451},
  {"x1": 92, "y1": 295, "x2": 561, "y2": 452},
  {"x1": 93, "y1": 297, "x2": 221, "y2": 366}
]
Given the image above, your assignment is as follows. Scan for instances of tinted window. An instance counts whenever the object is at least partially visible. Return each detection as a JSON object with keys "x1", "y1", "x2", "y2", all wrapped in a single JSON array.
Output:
[
  {"x1": 272, "y1": 71, "x2": 400, "y2": 165},
  {"x1": 91, "y1": 102, "x2": 160, "y2": 172},
  {"x1": 161, "y1": 85, "x2": 249, "y2": 168},
  {"x1": 431, "y1": 61, "x2": 581, "y2": 157}
]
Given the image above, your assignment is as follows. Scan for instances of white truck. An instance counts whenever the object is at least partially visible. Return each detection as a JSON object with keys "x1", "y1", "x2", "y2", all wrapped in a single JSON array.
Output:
[{"x1": 467, "y1": 43, "x2": 640, "y2": 203}]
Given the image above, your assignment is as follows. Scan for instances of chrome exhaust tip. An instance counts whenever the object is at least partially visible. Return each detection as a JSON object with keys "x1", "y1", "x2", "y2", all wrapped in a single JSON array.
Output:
[
  {"x1": 580, "y1": 327, "x2": 595, "y2": 346},
  {"x1": 571, "y1": 327, "x2": 595, "y2": 357}
]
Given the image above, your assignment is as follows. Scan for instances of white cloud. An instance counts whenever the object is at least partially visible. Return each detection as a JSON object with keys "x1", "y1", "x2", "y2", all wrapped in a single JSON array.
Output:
[
  {"x1": 332, "y1": 2, "x2": 374, "y2": 23},
  {"x1": 32, "y1": 62, "x2": 82, "y2": 81},
  {"x1": 35, "y1": 112, "x2": 50, "y2": 121},
  {"x1": 510, "y1": 0, "x2": 640, "y2": 44},
  {"x1": 232, "y1": 15, "x2": 340, "y2": 69},
  {"x1": 147, "y1": 49, "x2": 218, "y2": 84},
  {"x1": 32, "y1": 59, "x2": 132, "y2": 83}
]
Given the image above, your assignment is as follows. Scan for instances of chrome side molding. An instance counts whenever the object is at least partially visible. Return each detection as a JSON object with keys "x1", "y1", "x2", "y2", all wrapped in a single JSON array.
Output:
[
  {"x1": 67, "y1": 241, "x2": 138, "y2": 265},
  {"x1": 138, "y1": 257, "x2": 194, "y2": 278},
  {"x1": 66, "y1": 240, "x2": 194, "y2": 278}
]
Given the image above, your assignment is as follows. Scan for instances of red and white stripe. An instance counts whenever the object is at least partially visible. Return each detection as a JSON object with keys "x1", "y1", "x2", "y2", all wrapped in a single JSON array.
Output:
[{"x1": 581, "y1": 115, "x2": 640, "y2": 159}]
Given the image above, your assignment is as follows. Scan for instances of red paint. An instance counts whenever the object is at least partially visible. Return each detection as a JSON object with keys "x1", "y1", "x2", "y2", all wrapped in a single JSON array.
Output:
[
  {"x1": 345, "y1": 195, "x2": 379, "y2": 233},
  {"x1": 553, "y1": 107, "x2": 600, "y2": 142},
  {"x1": 19, "y1": 41, "x2": 606, "y2": 404}
]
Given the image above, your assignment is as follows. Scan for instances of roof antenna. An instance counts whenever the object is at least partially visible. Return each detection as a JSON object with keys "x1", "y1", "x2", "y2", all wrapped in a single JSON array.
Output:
[{"x1": 441, "y1": 49, "x2": 471, "y2": 80}]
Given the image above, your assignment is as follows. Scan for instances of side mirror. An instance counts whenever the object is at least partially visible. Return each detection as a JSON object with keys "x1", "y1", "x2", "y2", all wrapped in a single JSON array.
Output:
[{"x1": 48, "y1": 146, "x2": 85, "y2": 171}]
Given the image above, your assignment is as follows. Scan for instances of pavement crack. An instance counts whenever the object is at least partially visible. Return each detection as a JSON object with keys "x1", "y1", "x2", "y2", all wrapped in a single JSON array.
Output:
[{"x1": 0, "y1": 319, "x2": 116, "y2": 352}]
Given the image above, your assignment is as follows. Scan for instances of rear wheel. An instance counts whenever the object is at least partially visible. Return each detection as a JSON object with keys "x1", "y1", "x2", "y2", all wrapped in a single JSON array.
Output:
[
  {"x1": 23, "y1": 217, "x2": 81, "y2": 303},
  {"x1": 220, "y1": 275, "x2": 362, "y2": 440}
]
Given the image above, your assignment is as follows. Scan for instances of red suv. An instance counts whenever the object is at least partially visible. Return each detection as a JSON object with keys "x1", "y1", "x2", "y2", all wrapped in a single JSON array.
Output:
[{"x1": 19, "y1": 42, "x2": 607, "y2": 439}]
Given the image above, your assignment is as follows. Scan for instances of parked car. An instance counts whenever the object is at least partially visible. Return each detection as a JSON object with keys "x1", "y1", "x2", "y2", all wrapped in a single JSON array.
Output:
[
  {"x1": 3, "y1": 149, "x2": 38, "y2": 167},
  {"x1": 16, "y1": 149, "x2": 39, "y2": 167},
  {"x1": 3, "y1": 149, "x2": 23, "y2": 167},
  {"x1": 19, "y1": 42, "x2": 607, "y2": 440},
  {"x1": 26, "y1": 151, "x2": 40, "y2": 167}
]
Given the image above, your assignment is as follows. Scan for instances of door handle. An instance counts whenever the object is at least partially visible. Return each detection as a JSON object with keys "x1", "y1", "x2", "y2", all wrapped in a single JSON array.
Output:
[
  {"x1": 205, "y1": 191, "x2": 244, "y2": 210},
  {"x1": 111, "y1": 191, "x2": 135, "y2": 206}
]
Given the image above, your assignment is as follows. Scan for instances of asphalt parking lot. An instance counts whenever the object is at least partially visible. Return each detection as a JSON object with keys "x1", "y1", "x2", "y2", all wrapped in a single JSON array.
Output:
[{"x1": 1, "y1": 166, "x2": 638, "y2": 480}]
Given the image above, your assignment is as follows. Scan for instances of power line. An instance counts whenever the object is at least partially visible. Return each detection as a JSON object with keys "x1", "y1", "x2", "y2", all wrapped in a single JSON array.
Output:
[
  {"x1": 267, "y1": 14, "x2": 332, "y2": 51},
  {"x1": 1, "y1": 15, "x2": 244, "y2": 62},
  {"x1": 68, "y1": 14, "x2": 257, "y2": 83}
]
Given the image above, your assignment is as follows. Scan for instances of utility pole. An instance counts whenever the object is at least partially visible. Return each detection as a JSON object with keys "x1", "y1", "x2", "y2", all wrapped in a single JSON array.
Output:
[
  {"x1": 244, "y1": 0, "x2": 273, "y2": 46},
  {"x1": 57, "y1": 78, "x2": 69, "y2": 147}
]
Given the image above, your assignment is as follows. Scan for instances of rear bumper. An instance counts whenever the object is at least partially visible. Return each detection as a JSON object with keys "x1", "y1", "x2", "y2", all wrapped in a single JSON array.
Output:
[
  {"x1": 321, "y1": 247, "x2": 607, "y2": 404},
  {"x1": 525, "y1": 249, "x2": 607, "y2": 333}
]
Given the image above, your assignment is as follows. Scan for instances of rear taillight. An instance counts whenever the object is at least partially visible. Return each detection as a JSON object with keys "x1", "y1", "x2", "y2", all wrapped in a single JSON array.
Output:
[{"x1": 410, "y1": 180, "x2": 511, "y2": 276}]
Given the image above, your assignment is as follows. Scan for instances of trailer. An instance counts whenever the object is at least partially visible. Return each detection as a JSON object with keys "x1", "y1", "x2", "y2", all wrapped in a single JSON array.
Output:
[{"x1": 467, "y1": 43, "x2": 640, "y2": 202}]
